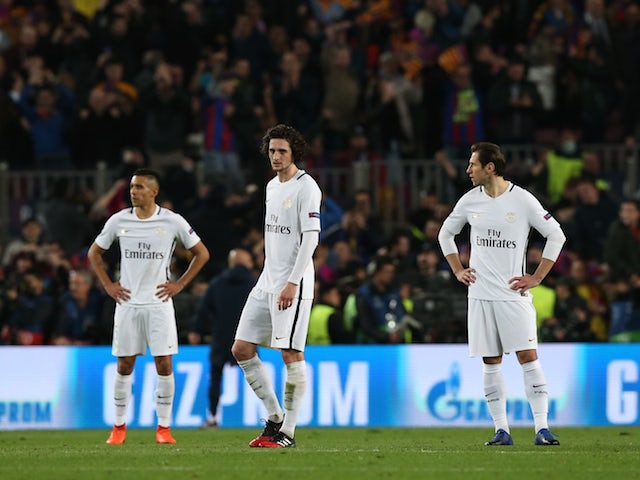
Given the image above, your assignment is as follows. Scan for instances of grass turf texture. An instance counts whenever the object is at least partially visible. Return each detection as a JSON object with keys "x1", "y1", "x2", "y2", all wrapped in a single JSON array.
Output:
[{"x1": 0, "y1": 427, "x2": 638, "y2": 480}]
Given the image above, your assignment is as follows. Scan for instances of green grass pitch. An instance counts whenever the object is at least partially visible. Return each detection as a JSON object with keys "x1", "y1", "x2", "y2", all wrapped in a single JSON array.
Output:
[{"x1": 1, "y1": 427, "x2": 639, "y2": 480}]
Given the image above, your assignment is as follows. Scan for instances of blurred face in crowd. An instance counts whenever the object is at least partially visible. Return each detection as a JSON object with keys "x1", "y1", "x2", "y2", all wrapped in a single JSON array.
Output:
[
  {"x1": 69, "y1": 270, "x2": 92, "y2": 302},
  {"x1": 619, "y1": 201, "x2": 640, "y2": 227},
  {"x1": 22, "y1": 220, "x2": 43, "y2": 243}
]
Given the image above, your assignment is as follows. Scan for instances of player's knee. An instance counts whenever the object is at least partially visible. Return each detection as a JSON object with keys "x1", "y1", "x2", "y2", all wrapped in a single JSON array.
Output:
[{"x1": 231, "y1": 341, "x2": 253, "y2": 362}]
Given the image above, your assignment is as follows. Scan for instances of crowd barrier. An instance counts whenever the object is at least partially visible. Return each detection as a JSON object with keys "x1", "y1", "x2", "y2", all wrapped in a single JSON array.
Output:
[
  {"x1": 1, "y1": 144, "x2": 638, "y2": 241},
  {"x1": 1, "y1": 343, "x2": 638, "y2": 430}
]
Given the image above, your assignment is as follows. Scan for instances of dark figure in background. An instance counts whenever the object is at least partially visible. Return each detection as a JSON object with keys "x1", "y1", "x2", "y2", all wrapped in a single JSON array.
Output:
[
  {"x1": 352, "y1": 255, "x2": 413, "y2": 344},
  {"x1": 51, "y1": 269, "x2": 107, "y2": 345},
  {"x1": 189, "y1": 248, "x2": 256, "y2": 428},
  {"x1": 604, "y1": 198, "x2": 640, "y2": 280},
  {"x1": 5, "y1": 269, "x2": 56, "y2": 345},
  {"x1": 307, "y1": 282, "x2": 354, "y2": 344},
  {"x1": 570, "y1": 174, "x2": 619, "y2": 263},
  {"x1": 539, "y1": 276, "x2": 594, "y2": 343},
  {"x1": 488, "y1": 55, "x2": 543, "y2": 144}
]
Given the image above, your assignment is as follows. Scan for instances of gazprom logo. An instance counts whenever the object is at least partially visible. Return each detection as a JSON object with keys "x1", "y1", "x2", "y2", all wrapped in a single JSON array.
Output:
[{"x1": 426, "y1": 362, "x2": 556, "y2": 423}]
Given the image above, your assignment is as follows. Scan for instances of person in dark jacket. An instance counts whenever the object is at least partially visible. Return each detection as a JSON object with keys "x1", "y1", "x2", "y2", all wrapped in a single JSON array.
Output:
[
  {"x1": 604, "y1": 198, "x2": 640, "y2": 278},
  {"x1": 189, "y1": 247, "x2": 256, "y2": 428}
]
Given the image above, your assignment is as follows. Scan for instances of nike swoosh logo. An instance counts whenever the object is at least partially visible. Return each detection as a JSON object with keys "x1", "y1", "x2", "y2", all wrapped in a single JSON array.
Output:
[
  {"x1": 528, "y1": 338, "x2": 535, "y2": 342},
  {"x1": 532, "y1": 384, "x2": 546, "y2": 388},
  {"x1": 275, "y1": 336, "x2": 286, "y2": 340},
  {"x1": 484, "y1": 390, "x2": 497, "y2": 398}
]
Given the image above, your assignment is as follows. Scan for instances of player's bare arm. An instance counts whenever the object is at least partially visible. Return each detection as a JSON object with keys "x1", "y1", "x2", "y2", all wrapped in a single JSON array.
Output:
[
  {"x1": 444, "y1": 252, "x2": 476, "y2": 286},
  {"x1": 87, "y1": 242, "x2": 131, "y2": 304},
  {"x1": 509, "y1": 257, "x2": 555, "y2": 294},
  {"x1": 156, "y1": 240, "x2": 210, "y2": 301}
]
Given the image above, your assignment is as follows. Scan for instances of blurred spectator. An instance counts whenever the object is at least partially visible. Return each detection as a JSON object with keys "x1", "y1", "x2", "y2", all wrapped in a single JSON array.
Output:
[
  {"x1": 603, "y1": 198, "x2": 640, "y2": 279},
  {"x1": 308, "y1": 281, "x2": 354, "y2": 344},
  {"x1": 539, "y1": 276, "x2": 595, "y2": 342},
  {"x1": 405, "y1": 246, "x2": 453, "y2": 298},
  {"x1": 14, "y1": 58, "x2": 75, "y2": 169},
  {"x1": 39, "y1": 177, "x2": 93, "y2": 258},
  {"x1": 321, "y1": 35, "x2": 360, "y2": 152},
  {"x1": 607, "y1": 273, "x2": 640, "y2": 342},
  {"x1": 2, "y1": 217, "x2": 46, "y2": 267},
  {"x1": 51, "y1": 269, "x2": 107, "y2": 345},
  {"x1": 365, "y1": 50, "x2": 423, "y2": 158},
  {"x1": 88, "y1": 146, "x2": 144, "y2": 223},
  {"x1": 568, "y1": 257, "x2": 609, "y2": 341},
  {"x1": 440, "y1": 62, "x2": 485, "y2": 161},
  {"x1": 570, "y1": 173, "x2": 619, "y2": 262},
  {"x1": 140, "y1": 61, "x2": 191, "y2": 170},
  {"x1": 189, "y1": 248, "x2": 256, "y2": 428},
  {"x1": 199, "y1": 73, "x2": 245, "y2": 189},
  {"x1": 528, "y1": 127, "x2": 584, "y2": 206},
  {"x1": 347, "y1": 255, "x2": 416, "y2": 344},
  {"x1": 527, "y1": 0, "x2": 578, "y2": 45},
  {"x1": 270, "y1": 50, "x2": 322, "y2": 139},
  {"x1": 611, "y1": 0, "x2": 640, "y2": 146},
  {"x1": 488, "y1": 54, "x2": 544, "y2": 144},
  {"x1": 320, "y1": 192, "x2": 344, "y2": 244},
  {"x1": 162, "y1": 147, "x2": 199, "y2": 216},
  {"x1": 5, "y1": 269, "x2": 56, "y2": 345},
  {"x1": 383, "y1": 227, "x2": 416, "y2": 276}
]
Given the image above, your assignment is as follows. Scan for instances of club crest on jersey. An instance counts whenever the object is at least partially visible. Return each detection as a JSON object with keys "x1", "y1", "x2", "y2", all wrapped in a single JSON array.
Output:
[
  {"x1": 155, "y1": 227, "x2": 166, "y2": 236},
  {"x1": 283, "y1": 198, "x2": 293, "y2": 209},
  {"x1": 505, "y1": 212, "x2": 517, "y2": 223}
]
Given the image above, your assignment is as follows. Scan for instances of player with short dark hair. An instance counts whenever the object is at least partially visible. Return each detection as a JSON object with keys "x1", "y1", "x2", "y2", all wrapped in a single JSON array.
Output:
[
  {"x1": 89, "y1": 168, "x2": 210, "y2": 445},
  {"x1": 438, "y1": 142, "x2": 566, "y2": 446}
]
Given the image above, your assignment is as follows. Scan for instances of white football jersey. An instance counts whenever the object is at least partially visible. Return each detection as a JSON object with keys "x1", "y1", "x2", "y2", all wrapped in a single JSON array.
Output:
[
  {"x1": 255, "y1": 170, "x2": 321, "y2": 299},
  {"x1": 440, "y1": 183, "x2": 563, "y2": 301},
  {"x1": 95, "y1": 205, "x2": 201, "y2": 305}
]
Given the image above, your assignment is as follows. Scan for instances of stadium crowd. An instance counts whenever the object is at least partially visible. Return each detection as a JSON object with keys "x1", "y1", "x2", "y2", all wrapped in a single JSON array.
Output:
[{"x1": 1, "y1": 0, "x2": 640, "y2": 346}]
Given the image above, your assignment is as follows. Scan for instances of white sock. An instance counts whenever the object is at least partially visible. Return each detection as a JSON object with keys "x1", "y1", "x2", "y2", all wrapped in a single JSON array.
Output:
[
  {"x1": 483, "y1": 363, "x2": 509, "y2": 433},
  {"x1": 156, "y1": 373, "x2": 175, "y2": 427},
  {"x1": 281, "y1": 361, "x2": 307, "y2": 438},
  {"x1": 113, "y1": 372, "x2": 132, "y2": 426},
  {"x1": 522, "y1": 360, "x2": 549, "y2": 432},
  {"x1": 238, "y1": 355, "x2": 283, "y2": 422}
]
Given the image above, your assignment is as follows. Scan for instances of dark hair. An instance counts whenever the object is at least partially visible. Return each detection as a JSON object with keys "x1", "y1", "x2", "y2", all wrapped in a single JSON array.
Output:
[
  {"x1": 260, "y1": 124, "x2": 308, "y2": 163},
  {"x1": 470, "y1": 142, "x2": 506, "y2": 176},
  {"x1": 132, "y1": 168, "x2": 161, "y2": 188}
]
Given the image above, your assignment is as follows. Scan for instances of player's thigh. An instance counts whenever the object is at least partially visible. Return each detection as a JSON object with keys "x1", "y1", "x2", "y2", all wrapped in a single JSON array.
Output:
[
  {"x1": 112, "y1": 305, "x2": 147, "y2": 357},
  {"x1": 467, "y1": 298, "x2": 502, "y2": 357},
  {"x1": 495, "y1": 301, "x2": 538, "y2": 353},
  {"x1": 146, "y1": 303, "x2": 179, "y2": 357},
  {"x1": 268, "y1": 296, "x2": 312, "y2": 352},
  {"x1": 235, "y1": 289, "x2": 273, "y2": 346}
]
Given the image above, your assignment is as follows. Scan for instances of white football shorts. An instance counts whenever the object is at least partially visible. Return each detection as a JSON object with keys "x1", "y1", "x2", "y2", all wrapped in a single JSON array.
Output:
[
  {"x1": 467, "y1": 298, "x2": 538, "y2": 357},
  {"x1": 112, "y1": 303, "x2": 178, "y2": 357},
  {"x1": 235, "y1": 287, "x2": 312, "y2": 352}
]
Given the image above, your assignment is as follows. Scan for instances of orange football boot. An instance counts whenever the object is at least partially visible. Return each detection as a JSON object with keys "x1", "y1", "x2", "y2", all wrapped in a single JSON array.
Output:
[
  {"x1": 156, "y1": 426, "x2": 177, "y2": 444},
  {"x1": 106, "y1": 424, "x2": 126, "y2": 444}
]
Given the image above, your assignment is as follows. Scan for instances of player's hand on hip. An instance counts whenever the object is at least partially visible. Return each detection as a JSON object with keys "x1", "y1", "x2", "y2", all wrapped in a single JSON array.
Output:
[
  {"x1": 508, "y1": 274, "x2": 538, "y2": 295},
  {"x1": 278, "y1": 282, "x2": 298, "y2": 310},
  {"x1": 105, "y1": 282, "x2": 131, "y2": 304},
  {"x1": 156, "y1": 281, "x2": 184, "y2": 302},
  {"x1": 455, "y1": 268, "x2": 476, "y2": 286}
]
